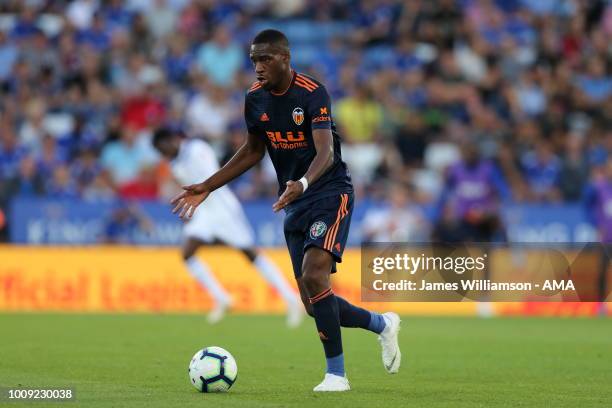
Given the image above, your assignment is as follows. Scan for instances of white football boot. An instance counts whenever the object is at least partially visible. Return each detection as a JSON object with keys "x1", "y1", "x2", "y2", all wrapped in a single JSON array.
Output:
[
  {"x1": 286, "y1": 302, "x2": 304, "y2": 328},
  {"x1": 207, "y1": 300, "x2": 232, "y2": 324},
  {"x1": 313, "y1": 373, "x2": 351, "y2": 392},
  {"x1": 378, "y1": 312, "x2": 401, "y2": 374}
]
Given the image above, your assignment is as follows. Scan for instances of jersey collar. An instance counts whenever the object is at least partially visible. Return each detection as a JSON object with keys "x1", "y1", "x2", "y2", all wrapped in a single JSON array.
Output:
[{"x1": 270, "y1": 70, "x2": 296, "y2": 96}]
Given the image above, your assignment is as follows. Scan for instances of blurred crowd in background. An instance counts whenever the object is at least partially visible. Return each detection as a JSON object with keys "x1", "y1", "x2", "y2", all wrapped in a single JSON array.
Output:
[{"x1": 0, "y1": 0, "x2": 610, "y2": 241}]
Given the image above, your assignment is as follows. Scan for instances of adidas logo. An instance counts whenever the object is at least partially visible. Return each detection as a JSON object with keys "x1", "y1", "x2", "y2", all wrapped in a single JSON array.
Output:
[{"x1": 260, "y1": 112, "x2": 270, "y2": 121}]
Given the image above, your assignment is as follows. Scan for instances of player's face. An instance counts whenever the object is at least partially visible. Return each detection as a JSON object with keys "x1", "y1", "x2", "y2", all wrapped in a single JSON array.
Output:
[
  {"x1": 155, "y1": 137, "x2": 180, "y2": 160},
  {"x1": 249, "y1": 43, "x2": 289, "y2": 90}
]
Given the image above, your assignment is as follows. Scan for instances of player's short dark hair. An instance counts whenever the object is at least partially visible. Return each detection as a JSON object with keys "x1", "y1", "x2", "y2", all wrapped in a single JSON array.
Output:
[
  {"x1": 152, "y1": 127, "x2": 175, "y2": 148},
  {"x1": 252, "y1": 29, "x2": 289, "y2": 49}
]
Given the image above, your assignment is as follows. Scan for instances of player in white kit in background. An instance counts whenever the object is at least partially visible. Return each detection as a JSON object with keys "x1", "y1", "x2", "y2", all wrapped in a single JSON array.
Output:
[{"x1": 153, "y1": 127, "x2": 303, "y2": 326}]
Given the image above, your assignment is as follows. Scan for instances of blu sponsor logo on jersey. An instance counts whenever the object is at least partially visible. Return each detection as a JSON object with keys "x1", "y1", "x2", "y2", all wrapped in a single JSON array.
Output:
[
  {"x1": 265, "y1": 131, "x2": 308, "y2": 150},
  {"x1": 309, "y1": 221, "x2": 327, "y2": 239},
  {"x1": 292, "y1": 107, "x2": 304, "y2": 126}
]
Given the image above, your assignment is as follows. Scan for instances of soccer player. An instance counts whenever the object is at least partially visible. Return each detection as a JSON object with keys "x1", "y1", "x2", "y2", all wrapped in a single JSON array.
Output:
[
  {"x1": 153, "y1": 127, "x2": 303, "y2": 326},
  {"x1": 170, "y1": 29, "x2": 401, "y2": 391}
]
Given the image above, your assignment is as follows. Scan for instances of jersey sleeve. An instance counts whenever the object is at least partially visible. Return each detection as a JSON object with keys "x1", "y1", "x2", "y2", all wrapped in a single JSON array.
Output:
[
  {"x1": 307, "y1": 85, "x2": 333, "y2": 130},
  {"x1": 244, "y1": 94, "x2": 258, "y2": 134}
]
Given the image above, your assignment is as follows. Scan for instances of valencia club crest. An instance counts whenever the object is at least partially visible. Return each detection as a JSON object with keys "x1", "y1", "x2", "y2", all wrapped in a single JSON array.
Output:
[{"x1": 292, "y1": 107, "x2": 304, "y2": 126}]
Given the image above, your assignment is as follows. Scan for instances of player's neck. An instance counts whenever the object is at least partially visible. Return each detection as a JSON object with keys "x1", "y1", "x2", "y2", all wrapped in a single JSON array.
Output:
[{"x1": 271, "y1": 69, "x2": 294, "y2": 96}]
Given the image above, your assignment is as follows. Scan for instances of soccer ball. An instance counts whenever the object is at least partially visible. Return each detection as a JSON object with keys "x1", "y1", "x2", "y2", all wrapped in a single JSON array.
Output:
[{"x1": 188, "y1": 346, "x2": 238, "y2": 393}]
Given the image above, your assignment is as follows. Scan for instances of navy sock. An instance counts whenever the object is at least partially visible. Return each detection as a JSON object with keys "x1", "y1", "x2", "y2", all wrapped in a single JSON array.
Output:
[
  {"x1": 310, "y1": 288, "x2": 344, "y2": 376},
  {"x1": 336, "y1": 296, "x2": 386, "y2": 334}
]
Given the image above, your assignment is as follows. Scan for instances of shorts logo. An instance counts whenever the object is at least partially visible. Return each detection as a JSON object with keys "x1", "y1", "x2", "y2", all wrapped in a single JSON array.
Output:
[
  {"x1": 292, "y1": 107, "x2": 304, "y2": 126},
  {"x1": 309, "y1": 221, "x2": 327, "y2": 239}
]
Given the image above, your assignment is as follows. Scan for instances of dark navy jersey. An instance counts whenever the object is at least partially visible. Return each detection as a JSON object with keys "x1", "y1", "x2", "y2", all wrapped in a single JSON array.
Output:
[{"x1": 244, "y1": 71, "x2": 353, "y2": 209}]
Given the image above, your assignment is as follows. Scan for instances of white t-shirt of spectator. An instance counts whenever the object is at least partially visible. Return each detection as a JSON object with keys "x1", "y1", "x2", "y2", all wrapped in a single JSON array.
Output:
[
  {"x1": 186, "y1": 93, "x2": 234, "y2": 141},
  {"x1": 361, "y1": 205, "x2": 430, "y2": 242}
]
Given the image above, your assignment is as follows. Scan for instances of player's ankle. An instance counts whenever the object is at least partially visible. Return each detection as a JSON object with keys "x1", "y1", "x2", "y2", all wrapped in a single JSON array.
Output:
[{"x1": 326, "y1": 354, "x2": 345, "y2": 377}]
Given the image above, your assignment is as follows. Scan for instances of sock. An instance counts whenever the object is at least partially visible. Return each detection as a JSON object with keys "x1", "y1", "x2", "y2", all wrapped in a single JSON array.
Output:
[
  {"x1": 253, "y1": 254, "x2": 299, "y2": 306},
  {"x1": 185, "y1": 257, "x2": 231, "y2": 305},
  {"x1": 326, "y1": 354, "x2": 345, "y2": 377},
  {"x1": 367, "y1": 311, "x2": 387, "y2": 334},
  {"x1": 310, "y1": 288, "x2": 344, "y2": 376},
  {"x1": 336, "y1": 296, "x2": 386, "y2": 334}
]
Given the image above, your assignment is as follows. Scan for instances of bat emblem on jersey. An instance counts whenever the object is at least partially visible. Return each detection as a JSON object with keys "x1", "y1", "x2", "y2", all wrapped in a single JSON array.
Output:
[{"x1": 292, "y1": 107, "x2": 304, "y2": 126}]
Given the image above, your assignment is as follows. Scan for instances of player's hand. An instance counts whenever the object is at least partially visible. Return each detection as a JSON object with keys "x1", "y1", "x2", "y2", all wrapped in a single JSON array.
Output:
[
  {"x1": 170, "y1": 183, "x2": 210, "y2": 220},
  {"x1": 272, "y1": 180, "x2": 304, "y2": 212}
]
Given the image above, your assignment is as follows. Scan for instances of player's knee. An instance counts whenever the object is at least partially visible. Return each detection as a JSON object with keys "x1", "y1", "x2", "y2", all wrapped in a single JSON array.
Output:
[
  {"x1": 182, "y1": 247, "x2": 196, "y2": 261},
  {"x1": 304, "y1": 304, "x2": 314, "y2": 318},
  {"x1": 241, "y1": 248, "x2": 258, "y2": 262},
  {"x1": 301, "y1": 268, "x2": 328, "y2": 294},
  {"x1": 298, "y1": 296, "x2": 315, "y2": 317}
]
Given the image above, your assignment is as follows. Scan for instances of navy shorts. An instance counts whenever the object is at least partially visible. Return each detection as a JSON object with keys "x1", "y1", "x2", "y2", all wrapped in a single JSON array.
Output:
[{"x1": 283, "y1": 192, "x2": 354, "y2": 278}]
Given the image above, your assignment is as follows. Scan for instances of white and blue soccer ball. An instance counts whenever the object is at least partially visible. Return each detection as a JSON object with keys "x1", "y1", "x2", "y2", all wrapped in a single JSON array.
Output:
[{"x1": 188, "y1": 346, "x2": 238, "y2": 393}]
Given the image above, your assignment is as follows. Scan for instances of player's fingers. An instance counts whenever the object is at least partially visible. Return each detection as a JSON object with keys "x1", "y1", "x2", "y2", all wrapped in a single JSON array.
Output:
[
  {"x1": 172, "y1": 198, "x2": 184, "y2": 213},
  {"x1": 187, "y1": 205, "x2": 196, "y2": 219},
  {"x1": 170, "y1": 192, "x2": 185, "y2": 206},
  {"x1": 272, "y1": 199, "x2": 284, "y2": 212},
  {"x1": 179, "y1": 203, "x2": 190, "y2": 219}
]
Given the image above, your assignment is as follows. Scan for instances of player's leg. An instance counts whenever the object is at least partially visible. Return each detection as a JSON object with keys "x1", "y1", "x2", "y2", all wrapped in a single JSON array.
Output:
[
  {"x1": 182, "y1": 238, "x2": 232, "y2": 324},
  {"x1": 240, "y1": 247, "x2": 303, "y2": 327},
  {"x1": 301, "y1": 246, "x2": 349, "y2": 391},
  {"x1": 304, "y1": 193, "x2": 401, "y2": 374},
  {"x1": 211, "y1": 203, "x2": 303, "y2": 326},
  {"x1": 296, "y1": 276, "x2": 385, "y2": 332}
]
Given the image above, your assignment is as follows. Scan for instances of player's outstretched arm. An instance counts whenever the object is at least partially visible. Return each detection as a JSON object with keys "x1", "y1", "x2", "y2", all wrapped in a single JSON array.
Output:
[
  {"x1": 171, "y1": 132, "x2": 266, "y2": 219},
  {"x1": 272, "y1": 128, "x2": 334, "y2": 212}
]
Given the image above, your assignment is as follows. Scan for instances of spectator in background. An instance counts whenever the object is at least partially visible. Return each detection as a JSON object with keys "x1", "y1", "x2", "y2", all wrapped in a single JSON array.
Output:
[
  {"x1": 195, "y1": 26, "x2": 242, "y2": 87},
  {"x1": 362, "y1": 183, "x2": 430, "y2": 242},
  {"x1": 186, "y1": 81, "x2": 237, "y2": 145},
  {"x1": 18, "y1": 98, "x2": 48, "y2": 154},
  {"x1": 0, "y1": 126, "x2": 29, "y2": 181},
  {"x1": 557, "y1": 132, "x2": 590, "y2": 202},
  {"x1": 102, "y1": 203, "x2": 153, "y2": 244},
  {"x1": 336, "y1": 84, "x2": 383, "y2": 144},
  {"x1": 145, "y1": 0, "x2": 177, "y2": 40},
  {"x1": 575, "y1": 57, "x2": 612, "y2": 105},
  {"x1": 45, "y1": 164, "x2": 79, "y2": 199},
  {"x1": 435, "y1": 143, "x2": 510, "y2": 242},
  {"x1": 36, "y1": 135, "x2": 67, "y2": 176},
  {"x1": 71, "y1": 146, "x2": 103, "y2": 196},
  {"x1": 67, "y1": 0, "x2": 98, "y2": 30},
  {"x1": 336, "y1": 84, "x2": 384, "y2": 187},
  {"x1": 520, "y1": 139, "x2": 562, "y2": 202},
  {"x1": 584, "y1": 161, "x2": 612, "y2": 244},
  {"x1": 162, "y1": 34, "x2": 193, "y2": 85},
  {"x1": 99, "y1": 125, "x2": 158, "y2": 197},
  {"x1": 75, "y1": 12, "x2": 112, "y2": 52},
  {"x1": 0, "y1": 31, "x2": 19, "y2": 81},
  {"x1": 1, "y1": 155, "x2": 45, "y2": 200}
]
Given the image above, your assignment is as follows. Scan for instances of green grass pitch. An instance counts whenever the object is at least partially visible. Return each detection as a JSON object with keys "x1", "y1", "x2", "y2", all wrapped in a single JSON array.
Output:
[{"x1": 1, "y1": 314, "x2": 611, "y2": 407}]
